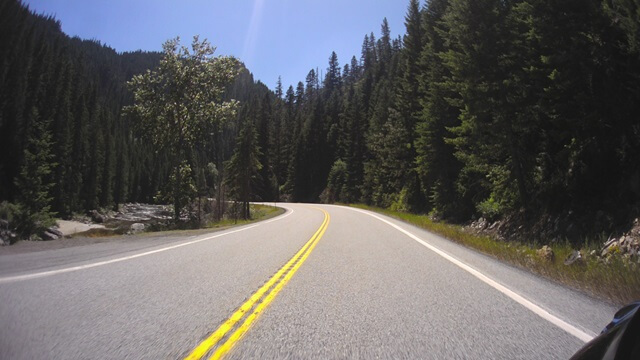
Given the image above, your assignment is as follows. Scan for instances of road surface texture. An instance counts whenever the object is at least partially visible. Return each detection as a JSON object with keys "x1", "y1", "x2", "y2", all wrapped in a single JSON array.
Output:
[{"x1": 0, "y1": 203, "x2": 617, "y2": 359}]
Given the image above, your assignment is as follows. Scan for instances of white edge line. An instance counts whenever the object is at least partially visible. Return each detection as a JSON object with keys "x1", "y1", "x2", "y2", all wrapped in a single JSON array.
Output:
[
  {"x1": 0, "y1": 206, "x2": 294, "y2": 285},
  {"x1": 337, "y1": 205, "x2": 596, "y2": 343}
]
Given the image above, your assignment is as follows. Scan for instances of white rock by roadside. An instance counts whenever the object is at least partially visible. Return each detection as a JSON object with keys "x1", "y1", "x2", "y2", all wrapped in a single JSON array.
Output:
[{"x1": 56, "y1": 220, "x2": 105, "y2": 236}]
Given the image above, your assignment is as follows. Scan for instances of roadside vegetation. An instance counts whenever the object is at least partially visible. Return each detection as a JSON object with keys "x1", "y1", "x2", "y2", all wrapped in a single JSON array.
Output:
[
  {"x1": 353, "y1": 204, "x2": 640, "y2": 306},
  {"x1": 132, "y1": 204, "x2": 282, "y2": 238},
  {"x1": 205, "y1": 204, "x2": 282, "y2": 229},
  {"x1": 54, "y1": 204, "x2": 282, "y2": 240}
]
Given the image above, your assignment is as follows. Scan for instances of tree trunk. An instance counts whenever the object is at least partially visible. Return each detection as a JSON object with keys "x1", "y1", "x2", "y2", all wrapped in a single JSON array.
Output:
[
  {"x1": 174, "y1": 163, "x2": 181, "y2": 222},
  {"x1": 508, "y1": 125, "x2": 528, "y2": 210},
  {"x1": 198, "y1": 195, "x2": 201, "y2": 226}
]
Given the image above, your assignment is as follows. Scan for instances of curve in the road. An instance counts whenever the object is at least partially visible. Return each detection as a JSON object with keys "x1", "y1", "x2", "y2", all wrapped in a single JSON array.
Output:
[{"x1": 186, "y1": 207, "x2": 330, "y2": 360}]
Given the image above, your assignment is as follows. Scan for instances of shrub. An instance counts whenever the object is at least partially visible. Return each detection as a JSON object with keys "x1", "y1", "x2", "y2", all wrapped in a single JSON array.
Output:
[
  {"x1": 0, "y1": 201, "x2": 20, "y2": 226},
  {"x1": 476, "y1": 195, "x2": 504, "y2": 221},
  {"x1": 389, "y1": 188, "x2": 410, "y2": 212}
]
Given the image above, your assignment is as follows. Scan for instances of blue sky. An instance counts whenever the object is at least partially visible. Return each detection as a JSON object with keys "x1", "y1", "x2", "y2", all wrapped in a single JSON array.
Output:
[{"x1": 23, "y1": 0, "x2": 410, "y2": 91}]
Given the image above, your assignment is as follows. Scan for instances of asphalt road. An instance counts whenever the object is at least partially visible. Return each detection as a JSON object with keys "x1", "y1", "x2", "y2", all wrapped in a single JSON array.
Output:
[{"x1": 0, "y1": 203, "x2": 617, "y2": 359}]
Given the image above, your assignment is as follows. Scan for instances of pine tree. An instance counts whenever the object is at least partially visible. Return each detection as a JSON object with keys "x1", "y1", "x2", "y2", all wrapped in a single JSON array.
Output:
[
  {"x1": 350, "y1": 56, "x2": 361, "y2": 81},
  {"x1": 520, "y1": 0, "x2": 640, "y2": 221},
  {"x1": 361, "y1": 34, "x2": 371, "y2": 68},
  {"x1": 1, "y1": 1, "x2": 163, "y2": 218},
  {"x1": 443, "y1": 0, "x2": 532, "y2": 217},
  {"x1": 68, "y1": 88, "x2": 89, "y2": 213},
  {"x1": 391, "y1": 0, "x2": 426, "y2": 211},
  {"x1": 100, "y1": 108, "x2": 115, "y2": 207},
  {"x1": 275, "y1": 76, "x2": 283, "y2": 99},
  {"x1": 365, "y1": 108, "x2": 412, "y2": 208},
  {"x1": 225, "y1": 119, "x2": 262, "y2": 219},
  {"x1": 305, "y1": 69, "x2": 317, "y2": 99},
  {"x1": 324, "y1": 51, "x2": 342, "y2": 93},
  {"x1": 256, "y1": 92, "x2": 274, "y2": 201},
  {"x1": 604, "y1": 0, "x2": 640, "y2": 54},
  {"x1": 378, "y1": 18, "x2": 392, "y2": 65},
  {"x1": 51, "y1": 60, "x2": 74, "y2": 217},
  {"x1": 325, "y1": 159, "x2": 347, "y2": 203},
  {"x1": 113, "y1": 134, "x2": 130, "y2": 210},
  {"x1": 340, "y1": 84, "x2": 366, "y2": 202},
  {"x1": 14, "y1": 107, "x2": 56, "y2": 236},
  {"x1": 398, "y1": 0, "x2": 424, "y2": 125},
  {"x1": 271, "y1": 80, "x2": 289, "y2": 196},
  {"x1": 415, "y1": 0, "x2": 470, "y2": 219}
]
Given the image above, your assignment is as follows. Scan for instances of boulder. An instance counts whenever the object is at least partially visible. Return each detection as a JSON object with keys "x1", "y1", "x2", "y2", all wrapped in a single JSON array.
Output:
[
  {"x1": 90, "y1": 210, "x2": 105, "y2": 224},
  {"x1": 537, "y1": 245, "x2": 555, "y2": 262},
  {"x1": 41, "y1": 230, "x2": 59, "y2": 241},
  {"x1": 564, "y1": 250, "x2": 584, "y2": 266},
  {"x1": 601, "y1": 237, "x2": 621, "y2": 257},
  {"x1": 602, "y1": 236, "x2": 617, "y2": 249},
  {"x1": 47, "y1": 227, "x2": 64, "y2": 238},
  {"x1": 129, "y1": 223, "x2": 145, "y2": 234},
  {"x1": 0, "y1": 222, "x2": 17, "y2": 245}
]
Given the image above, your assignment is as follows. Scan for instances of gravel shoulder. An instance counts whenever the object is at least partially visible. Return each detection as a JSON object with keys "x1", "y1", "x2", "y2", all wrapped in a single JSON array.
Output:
[
  {"x1": 0, "y1": 226, "x2": 227, "y2": 256},
  {"x1": 0, "y1": 205, "x2": 284, "y2": 256}
]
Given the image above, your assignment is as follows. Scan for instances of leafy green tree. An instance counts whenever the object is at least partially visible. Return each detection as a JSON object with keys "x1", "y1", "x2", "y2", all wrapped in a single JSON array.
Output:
[
  {"x1": 125, "y1": 36, "x2": 239, "y2": 220},
  {"x1": 156, "y1": 160, "x2": 197, "y2": 219}
]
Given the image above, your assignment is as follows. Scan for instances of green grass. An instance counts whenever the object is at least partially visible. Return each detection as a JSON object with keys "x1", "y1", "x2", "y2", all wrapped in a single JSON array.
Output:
[
  {"x1": 206, "y1": 204, "x2": 283, "y2": 228},
  {"x1": 351, "y1": 204, "x2": 640, "y2": 306}
]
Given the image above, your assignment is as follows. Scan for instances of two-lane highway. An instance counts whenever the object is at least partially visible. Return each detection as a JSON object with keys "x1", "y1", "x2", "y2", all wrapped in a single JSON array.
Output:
[{"x1": 0, "y1": 204, "x2": 616, "y2": 359}]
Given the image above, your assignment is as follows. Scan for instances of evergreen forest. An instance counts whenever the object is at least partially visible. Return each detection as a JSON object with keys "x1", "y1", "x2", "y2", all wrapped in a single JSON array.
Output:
[{"x1": 1, "y1": 0, "x2": 640, "y2": 242}]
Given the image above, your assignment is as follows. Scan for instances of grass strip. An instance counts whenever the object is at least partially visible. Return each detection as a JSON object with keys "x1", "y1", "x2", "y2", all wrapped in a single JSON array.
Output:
[
  {"x1": 205, "y1": 204, "x2": 283, "y2": 229},
  {"x1": 350, "y1": 204, "x2": 639, "y2": 306}
]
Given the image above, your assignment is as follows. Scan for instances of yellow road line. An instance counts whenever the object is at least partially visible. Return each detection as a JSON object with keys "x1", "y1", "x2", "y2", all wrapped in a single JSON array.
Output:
[
  {"x1": 210, "y1": 208, "x2": 329, "y2": 360},
  {"x1": 184, "y1": 208, "x2": 330, "y2": 360}
]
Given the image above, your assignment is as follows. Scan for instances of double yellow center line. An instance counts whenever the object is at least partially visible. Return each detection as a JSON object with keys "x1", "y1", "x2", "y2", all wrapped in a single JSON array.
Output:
[{"x1": 185, "y1": 208, "x2": 330, "y2": 360}]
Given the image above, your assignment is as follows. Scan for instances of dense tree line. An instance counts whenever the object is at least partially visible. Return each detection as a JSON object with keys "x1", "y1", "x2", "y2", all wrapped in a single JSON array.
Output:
[
  {"x1": 2, "y1": 0, "x2": 639, "y2": 241},
  {"x1": 0, "y1": 0, "x2": 163, "y2": 234},
  {"x1": 247, "y1": 0, "x2": 640, "y2": 238}
]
